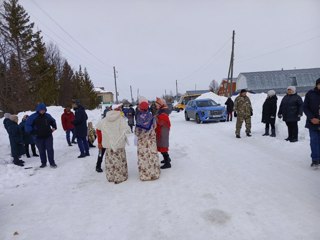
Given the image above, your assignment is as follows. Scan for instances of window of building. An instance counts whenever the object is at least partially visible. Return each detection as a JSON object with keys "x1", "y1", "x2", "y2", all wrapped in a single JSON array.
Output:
[{"x1": 290, "y1": 77, "x2": 297, "y2": 86}]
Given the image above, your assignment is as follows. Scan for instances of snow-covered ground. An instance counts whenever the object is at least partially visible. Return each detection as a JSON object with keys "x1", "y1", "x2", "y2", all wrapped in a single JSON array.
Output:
[{"x1": 1, "y1": 93, "x2": 320, "y2": 240}]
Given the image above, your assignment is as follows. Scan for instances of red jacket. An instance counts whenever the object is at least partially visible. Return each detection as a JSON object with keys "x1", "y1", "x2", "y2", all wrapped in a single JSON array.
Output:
[
  {"x1": 61, "y1": 109, "x2": 75, "y2": 131},
  {"x1": 156, "y1": 111, "x2": 171, "y2": 152}
]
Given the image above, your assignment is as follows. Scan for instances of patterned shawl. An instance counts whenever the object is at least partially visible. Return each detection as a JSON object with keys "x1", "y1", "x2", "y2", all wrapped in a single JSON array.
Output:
[{"x1": 136, "y1": 111, "x2": 154, "y2": 131}]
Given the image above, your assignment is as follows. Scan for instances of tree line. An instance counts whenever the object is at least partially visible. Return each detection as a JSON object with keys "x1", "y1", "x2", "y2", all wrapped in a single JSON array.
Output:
[{"x1": 0, "y1": 0, "x2": 99, "y2": 113}]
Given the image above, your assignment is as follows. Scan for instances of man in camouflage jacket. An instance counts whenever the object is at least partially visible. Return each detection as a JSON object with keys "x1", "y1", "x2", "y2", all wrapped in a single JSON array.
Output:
[{"x1": 234, "y1": 89, "x2": 253, "y2": 138}]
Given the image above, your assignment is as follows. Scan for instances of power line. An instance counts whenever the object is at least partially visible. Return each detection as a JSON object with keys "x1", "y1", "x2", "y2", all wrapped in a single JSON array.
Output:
[
  {"x1": 237, "y1": 35, "x2": 320, "y2": 63},
  {"x1": 178, "y1": 37, "x2": 231, "y2": 81},
  {"x1": 29, "y1": 0, "x2": 114, "y2": 69}
]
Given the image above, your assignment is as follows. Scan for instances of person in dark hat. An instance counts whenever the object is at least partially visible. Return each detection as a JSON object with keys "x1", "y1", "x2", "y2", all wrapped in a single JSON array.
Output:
[
  {"x1": 72, "y1": 100, "x2": 90, "y2": 158},
  {"x1": 234, "y1": 89, "x2": 253, "y2": 138},
  {"x1": 303, "y1": 78, "x2": 320, "y2": 168}
]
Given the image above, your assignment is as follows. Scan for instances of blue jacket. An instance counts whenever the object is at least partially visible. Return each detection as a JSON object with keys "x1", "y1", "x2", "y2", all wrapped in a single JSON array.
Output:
[
  {"x1": 25, "y1": 103, "x2": 57, "y2": 138},
  {"x1": 303, "y1": 88, "x2": 320, "y2": 130},
  {"x1": 73, "y1": 105, "x2": 88, "y2": 138}
]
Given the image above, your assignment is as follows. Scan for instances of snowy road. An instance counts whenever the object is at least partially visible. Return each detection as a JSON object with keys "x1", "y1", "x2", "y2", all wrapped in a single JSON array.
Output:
[{"x1": 1, "y1": 101, "x2": 320, "y2": 240}]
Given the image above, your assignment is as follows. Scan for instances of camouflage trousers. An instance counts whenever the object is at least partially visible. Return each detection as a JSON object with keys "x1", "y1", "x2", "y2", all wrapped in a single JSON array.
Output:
[{"x1": 235, "y1": 115, "x2": 251, "y2": 135}]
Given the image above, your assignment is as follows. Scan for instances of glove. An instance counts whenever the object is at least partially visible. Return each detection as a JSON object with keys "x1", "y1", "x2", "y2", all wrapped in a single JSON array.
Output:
[
  {"x1": 278, "y1": 114, "x2": 282, "y2": 119},
  {"x1": 234, "y1": 112, "x2": 237, "y2": 117},
  {"x1": 250, "y1": 110, "x2": 253, "y2": 116}
]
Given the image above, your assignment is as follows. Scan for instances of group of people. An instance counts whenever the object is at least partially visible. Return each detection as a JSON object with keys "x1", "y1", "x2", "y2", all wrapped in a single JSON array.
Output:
[
  {"x1": 224, "y1": 78, "x2": 320, "y2": 168},
  {"x1": 95, "y1": 97, "x2": 171, "y2": 184}
]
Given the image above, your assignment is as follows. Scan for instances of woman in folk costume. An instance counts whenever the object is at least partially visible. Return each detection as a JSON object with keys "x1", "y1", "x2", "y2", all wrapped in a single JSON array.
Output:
[
  {"x1": 155, "y1": 97, "x2": 172, "y2": 169},
  {"x1": 135, "y1": 100, "x2": 161, "y2": 181},
  {"x1": 96, "y1": 104, "x2": 131, "y2": 184}
]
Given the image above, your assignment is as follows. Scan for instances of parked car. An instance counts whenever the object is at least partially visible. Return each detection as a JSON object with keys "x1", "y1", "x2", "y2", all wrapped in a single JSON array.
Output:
[
  {"x1": 174, "y1": 94, "x2": 202, "y2": 112},
  {"x1": 184, "y1": 99, "x2": 227, "y2": 123}
]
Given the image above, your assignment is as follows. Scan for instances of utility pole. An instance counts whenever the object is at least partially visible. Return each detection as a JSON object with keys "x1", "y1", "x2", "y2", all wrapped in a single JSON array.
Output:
[
  {"x1": 113, "y1": 66, "x2": 118, "y2": 103},
  {"x1": 176, "y1": 80, "x2": 178, "y2": 100},
  {"x1": 225, "y1": 30, "x2": 235, "y2": 97},
  {"x1": 130, "y1": 85, "x2": 134, "y2": 104}
]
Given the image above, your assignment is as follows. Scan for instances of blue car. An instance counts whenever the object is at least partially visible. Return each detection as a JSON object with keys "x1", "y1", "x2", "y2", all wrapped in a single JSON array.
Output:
[{"x1": 184, "y1": 98, "x2": 227, "y2": 123}]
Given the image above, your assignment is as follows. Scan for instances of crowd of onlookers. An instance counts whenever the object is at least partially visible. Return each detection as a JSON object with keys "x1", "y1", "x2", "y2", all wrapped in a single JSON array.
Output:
[
  {"x1": 224, "y1": 78, "x2": 320, "y2": 168},
  {"x1": 3, "y1": 77, "x2": 320, "y2": 177},
  {"x1": 3, "y1": 97, "x2": 172, "y2": 184}
]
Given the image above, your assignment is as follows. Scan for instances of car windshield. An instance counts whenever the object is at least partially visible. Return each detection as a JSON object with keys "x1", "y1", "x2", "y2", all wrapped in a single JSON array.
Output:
[{"x1": 196, "y1": 100, "x2": 217, "y2": 107}]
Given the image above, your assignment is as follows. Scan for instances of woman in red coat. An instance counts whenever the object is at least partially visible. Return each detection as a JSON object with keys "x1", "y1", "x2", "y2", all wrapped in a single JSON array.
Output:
[
  {"x1": 155, "y1": 97, "x2": 172, "y2": 169},
  {"x1": 61, "y1": 107, "x2": 76, "y2": 146}
]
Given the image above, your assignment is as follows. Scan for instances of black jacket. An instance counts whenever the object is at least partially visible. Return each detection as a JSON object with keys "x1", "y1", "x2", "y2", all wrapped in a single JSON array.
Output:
[
  {"x1": 73, "y1": 105, "x2": 88, "y2": 138},
  {"x1": 8, "y1": 122, "x2": 25, "y2": 158},
  {"x1": 225, "y1": 98, "x2": 234, "y2": 113},
  {"x1": 278, "y1": 93, "x2": 303, "y2": 122},
  {"x1": 262, "y1": 95, "x2": 277, "y2": 124},
  {"x1": 303, "y1": 88, "x2": 320, "y2": 130}
]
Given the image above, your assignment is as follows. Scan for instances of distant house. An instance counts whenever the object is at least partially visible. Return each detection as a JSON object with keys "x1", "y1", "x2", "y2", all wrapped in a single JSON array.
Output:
[
  {"x1": 236, "y1": 68, "x2": 320, "y2": 94},
  {"x1": 217, "y1": 78, "x2": 237, "y2": 96},
  {"x1": 94, "y1": 87, "x2": 114, "y2": 104}
]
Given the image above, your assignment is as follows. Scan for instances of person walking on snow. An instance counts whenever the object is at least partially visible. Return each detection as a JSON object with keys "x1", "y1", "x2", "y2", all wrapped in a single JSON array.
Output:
[
  {"x1": 126, "y1": 104, "x2": 135, "y2": 133},
  {"x1": 225, "y1": 97, "x2": 234, "y2": 122},
  {"x1": 261, "y1": 90, "x2": 277, "y2": 137},
  {"x1": 278, "y1": 86, "x2": 303, "y2": 142},
  {"x1": 61, "y1": 107, "x2": 76, "y2": 146},
  {"x1": 72, "y1": 100, "x2": 90, "y2": 158},
  {"x1": 155, "y1": 97, "x2": 172, "y2": 169},
  {"x1": 234, "y1": 89, "x2": 253, "y2": 138},
  {"x1": 303, "y1": 78, "x2": 320, "y2": 167},
  {"x1": 135, "y1": 100, "x2": 160, "y2": 181},
  {"x1": 25, "y1": 103, "x2": 57, "y2": 168}
]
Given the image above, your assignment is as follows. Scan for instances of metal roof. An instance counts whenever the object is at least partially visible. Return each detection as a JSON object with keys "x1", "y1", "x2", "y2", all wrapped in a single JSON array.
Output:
[
  {"x1": 185, "y1": 90, "x2": 209, "y2": 95},
  {"x1": 238, "y1": 68, "x2": 320, "y2": 92}
]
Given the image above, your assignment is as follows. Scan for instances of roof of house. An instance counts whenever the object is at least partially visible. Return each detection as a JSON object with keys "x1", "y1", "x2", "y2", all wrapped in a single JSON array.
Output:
[
  {"x1": 94, "y1": 87, "x2": 113, "y2": 94},
  {"x1": 238, "y1": 68, "x2": 320, "y2": 91},
  {"x1": 185, "y1": 90, "x2": 209, "y2": 95}
]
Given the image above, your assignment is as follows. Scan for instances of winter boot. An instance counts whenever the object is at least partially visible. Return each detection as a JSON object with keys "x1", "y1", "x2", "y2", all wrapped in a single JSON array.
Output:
[
  {"x1": 262, "y1": 128, "x2": 269, "y2": 136},
  {"x1": 25, "y1": 145, "x2": 31, "y2": 158},
  {"x1": 236, "y1": 134, "x2": 241, "y2": 138},
  {"x1": 161, "y1": 154, "x2": 171, "y2": 169},
  {"x1": 96, "y1": 166, "x2": 103, "y2": 173},
  {"x1": 246, "y1": 133, "x2": 252, "y2": 137},
  {"x1": 13, "y1": 157, "x2": 24, "y2": 167},
  {"x1": 161, "y1": 161, "x2": 171, "y2": 169},
  {"x1": 31, "y1": 144, "x2": 39, "y2": 157},
  {"x1": 270, "y1": 129, "x2": 276, "y2": 137}
]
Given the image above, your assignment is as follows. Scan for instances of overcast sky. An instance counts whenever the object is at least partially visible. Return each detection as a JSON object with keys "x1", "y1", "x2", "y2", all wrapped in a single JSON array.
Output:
[{"x1": 19, "y1": 0, "x2": 320, "y2": 100}]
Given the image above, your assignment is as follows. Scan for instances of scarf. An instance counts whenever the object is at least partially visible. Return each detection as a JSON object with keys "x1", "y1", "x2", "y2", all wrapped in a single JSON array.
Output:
[{"x1": 136, "y1": 111, "x2": 154, "y2": 131}]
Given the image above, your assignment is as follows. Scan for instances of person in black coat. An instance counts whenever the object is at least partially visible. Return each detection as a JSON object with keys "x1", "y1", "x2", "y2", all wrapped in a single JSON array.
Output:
[
  {"x1": 278, "y1": 86, "x2": 303, "y2": 142},
  {"x1": 303, "y1": 78, "x2": 320, "y2": 167},
  {"x1": 127, "y1": 104, "x2": 135, "y2": 132},
  {"x1": 26, "y1": 103, "x2": 57, "y2": 168},
  {"x1": 225, "y1": 97, "x2": 234, "y2": 122},
  {"x1": 19, "y1": 115, "x2": 39, "y2": 158},
  {"x1": 262, "y1": 90, "x2": 277, "y2": 137},
  {"x1": 8, "y1": 115, "x2": 25, "y2": 167},
  {"x1": 72, "y1": 100, "x2": 90, "y2": 158}
]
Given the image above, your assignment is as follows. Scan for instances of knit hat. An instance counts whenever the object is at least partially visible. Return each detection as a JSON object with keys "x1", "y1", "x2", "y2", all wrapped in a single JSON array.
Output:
[
  {"x1": 112, "y1": 103, "x2": 123, "y2": 110},
  {"x1": 287, "y1": 86, "x2": 296, "y2": 94},
  {"x1": 316, "y1": 78, "x2": 320, "y2": 86},
  {"x1": 267, "y1": 90, "x2": 276, "y2": 97},
  {"x1": 139, "y1": 101, "x2": 149, "y2": 111},
  {"x1": 155, "y1": 97, "x2": 167, "y2": 108},
  {"x1": 4, "y1": 113, "x2": 11, "y2": 119},
  {"x1": 240, "y1": 89, "x2": 247, "y2": 94}
]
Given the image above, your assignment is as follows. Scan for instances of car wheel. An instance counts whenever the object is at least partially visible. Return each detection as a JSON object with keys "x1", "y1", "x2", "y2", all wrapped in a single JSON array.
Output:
[
  {"x1": 185, "y1": 112, "x2": 190, "y2": 121},
  {"x1": 196, "y1": 114, "x2": 201, "y2": 124}
]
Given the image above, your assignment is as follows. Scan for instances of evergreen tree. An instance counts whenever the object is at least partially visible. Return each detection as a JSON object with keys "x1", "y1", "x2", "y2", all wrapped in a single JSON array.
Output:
[
  {"x1": 0, "y1": 0, "x2": 36, "y2": 72},
  {"x1": 58, "y1": 60, "x2": 74, "y2": 107},
  {"x1": 27, "y1": 32, "x2": 57, "y2": 105},
  {"x1": 82, "y1": 67, "x2": 98, "y2": 109}
]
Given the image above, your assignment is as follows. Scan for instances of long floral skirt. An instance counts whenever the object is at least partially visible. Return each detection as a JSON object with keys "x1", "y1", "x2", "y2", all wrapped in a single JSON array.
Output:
[
  {"x1": 137, "y1": 135, "x2": 161, "y2": 181},
  {"x1": 105, "y1": 148, "x2": 128, "y2": 184}
]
